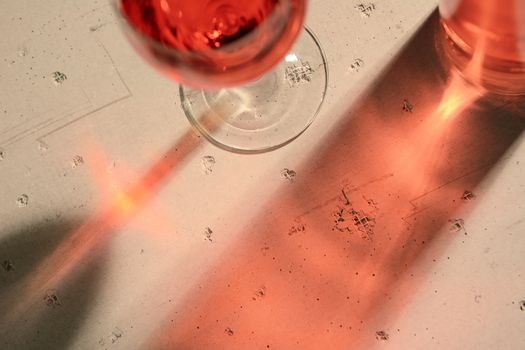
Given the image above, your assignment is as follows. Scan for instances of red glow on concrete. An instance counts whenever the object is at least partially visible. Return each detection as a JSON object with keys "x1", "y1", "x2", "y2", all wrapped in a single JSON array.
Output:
[
  {"x1": 137, "y1": 13, "x2": 524, "y2": 349},
  {"x1": 4, "y1": 128, "x2": 204, "y2": 328},
  {"x1": 436, "y1": 71, "x2": 480, "y2": 121},
  {"x1": 436, "y1": 36, "x2": 485, "y2": 122}
]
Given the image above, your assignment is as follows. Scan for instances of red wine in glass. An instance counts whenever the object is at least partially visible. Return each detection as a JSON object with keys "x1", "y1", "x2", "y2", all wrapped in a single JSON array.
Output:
[
  {"x1": 122, "y1": 0, "x2": 278, "y2": 50},
  {"x1": 115, "y1": 0, "x2": 327, "y2": 153},
  {"x1": 119, "y1": 0, "x2": 307, "y2": 89}
]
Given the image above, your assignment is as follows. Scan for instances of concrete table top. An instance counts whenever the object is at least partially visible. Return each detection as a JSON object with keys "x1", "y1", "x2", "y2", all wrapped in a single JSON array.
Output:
[{"x1": 1, "y1": 1, "x2": 524, "y2": 349}]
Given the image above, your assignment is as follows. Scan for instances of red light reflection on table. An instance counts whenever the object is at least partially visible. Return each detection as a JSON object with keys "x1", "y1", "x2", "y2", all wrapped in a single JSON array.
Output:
[
  {"x1": 436, "y1": 70, "x2": 482, "y2": 121},
  {"x1": 139, "y1": 14, "x2": 507, "y2": 350},
  {"x1": 391, "y1": 37, "x2": 486, "y2": 199},
  {"x1": 436, "y1": 34, "x2": 486, "y2": 122},
  {"x1": 3, "y1": 128, "x2": 203, "y2": 330}
]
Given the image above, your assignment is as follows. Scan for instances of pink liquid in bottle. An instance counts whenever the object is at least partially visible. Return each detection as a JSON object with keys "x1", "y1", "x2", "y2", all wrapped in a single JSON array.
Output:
[{"x1": 439, "y1": 0, "x2": 525, "y2": 95}]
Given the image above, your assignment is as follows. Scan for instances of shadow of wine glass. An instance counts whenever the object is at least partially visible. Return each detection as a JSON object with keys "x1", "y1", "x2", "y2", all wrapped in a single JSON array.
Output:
[
  {"x1": 0, "y1": 218, "x2": 109, "y2": 350},
  {"x1": 0, "y1": 103, "x2": 221, "y2": 349},
  {"x1": 138, "y1": 10, "x2": 525, "y2": 350}
]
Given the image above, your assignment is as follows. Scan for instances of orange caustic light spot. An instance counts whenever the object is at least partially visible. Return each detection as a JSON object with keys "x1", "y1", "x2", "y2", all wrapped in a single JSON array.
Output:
[
  {"x1": 3, "y1": 130, "x2": 203, "y2": 328},
  {"x1": 436, "y1": 71, "x2": 482, "y2": 121},
  {"x1": 437, "y1": 91, "x2": 464, "y2": 120},
  {"x1": 116, "y1": 191, "x2": 136, "y2": 213}
]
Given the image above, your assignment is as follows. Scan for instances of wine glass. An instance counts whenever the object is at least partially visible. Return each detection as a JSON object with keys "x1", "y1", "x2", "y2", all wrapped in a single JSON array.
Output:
[{"x1": 114, "y1": 0, "x2": 327, "y2": 153}]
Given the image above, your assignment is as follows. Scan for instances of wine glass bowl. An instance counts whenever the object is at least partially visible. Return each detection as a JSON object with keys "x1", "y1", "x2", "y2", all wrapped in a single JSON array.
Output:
[
  {"x1": 114, "y1": 0, "x2": 327, "y2": 153},
  {"x1": 118, "y1": 0, "x2": 307, "y2": 89}
]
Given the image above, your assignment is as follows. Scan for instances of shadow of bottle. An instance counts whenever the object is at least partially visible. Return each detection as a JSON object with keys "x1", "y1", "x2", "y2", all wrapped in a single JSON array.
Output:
[{"x1": 140, "y1": 10, "x2": 525, "y2": 350}]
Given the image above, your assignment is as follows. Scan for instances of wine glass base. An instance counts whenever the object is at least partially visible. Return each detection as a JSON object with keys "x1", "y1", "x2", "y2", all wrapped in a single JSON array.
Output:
[{"x1": 179, "y1": 27, "x2": 328, "y2": 154}]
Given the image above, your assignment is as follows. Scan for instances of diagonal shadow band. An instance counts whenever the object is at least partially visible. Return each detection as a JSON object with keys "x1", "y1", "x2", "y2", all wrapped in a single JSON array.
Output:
[{"x1": 141, "y1": 11, "x2": 525, "y2": 350}]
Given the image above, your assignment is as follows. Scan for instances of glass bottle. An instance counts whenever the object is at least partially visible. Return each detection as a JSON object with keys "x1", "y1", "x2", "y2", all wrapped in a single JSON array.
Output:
[{"x1": 439, "y1": 0, "x2": 525, "y2": 95}]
